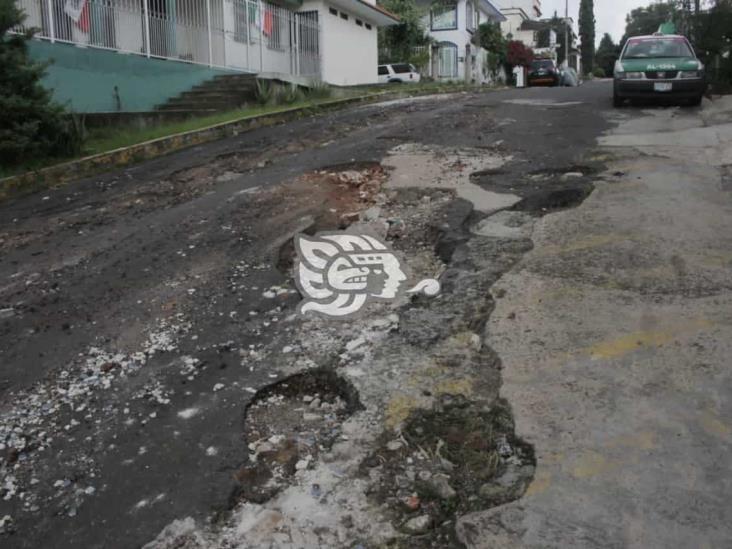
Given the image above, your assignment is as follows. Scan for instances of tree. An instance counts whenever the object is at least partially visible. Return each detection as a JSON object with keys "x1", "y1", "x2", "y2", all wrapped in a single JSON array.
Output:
[
  {"x1": 378, "y1": 0, "x2": 431, "y2": 65},
  {"x1": 688, "y1": 0, "x2": 732, "y2": 89},
  {"x1": 477, "y1": 21, "x2": 507, "y2": 62},
  {"x1": 578, "y1": 0, "x2": 595, "y2": 74},
  {"x1": 595, "y1": 33, "x2": 620, "y2": 77},
  {"x1": 506, "y1": 40, "x2": 534, "y2": 68},
  {"x1": 0, "y1": 0, "x2": 81, "y2": 166},
  {"x1": 621, "y1": 1, "x2": 680, "y2": 46}
]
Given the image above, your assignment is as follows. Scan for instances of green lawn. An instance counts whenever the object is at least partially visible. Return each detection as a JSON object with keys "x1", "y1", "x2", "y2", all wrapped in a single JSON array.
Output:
[{"x1": 83, "y1": 100, "x2": 321, "y2": 156}]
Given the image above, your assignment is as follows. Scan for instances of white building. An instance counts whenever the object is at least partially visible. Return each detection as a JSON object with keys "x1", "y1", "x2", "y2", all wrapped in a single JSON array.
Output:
[
  {"x1": 416, "y1": 0, "x2": 506, "y2": 83},
  {"x1": 494, "y1": 0, "x2": 541, "y2": 19},
  {"x1": 498, "y1": 6, "x2": 536, "y2": 46},
  {"x1": 13, "y1": 0, "x2": 398, "y2": 93}
]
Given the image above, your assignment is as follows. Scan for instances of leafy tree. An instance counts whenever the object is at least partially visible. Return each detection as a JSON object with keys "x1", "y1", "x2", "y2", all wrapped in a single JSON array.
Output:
[
  {"x1": 689, "y1": 0, "x2": 732, "y2": 88},
  {"x1": 578, "y1": 0, "x2": 595, "y2": 73},
  {"x1": 595, "y1": 33, "x2": 620, "y2": 77},
  {"x1": 506, "y1": 40, "x2": 534, "y2": 68},
  {"x1": 477, "y1": 21, "x2": 507, "y2": 62},
  {"x1": 0, "y1": 0, "x2": 81, "y2": 166},
  {"x1": 378, "y1": 0, "x2": 431, "y2": 65}
]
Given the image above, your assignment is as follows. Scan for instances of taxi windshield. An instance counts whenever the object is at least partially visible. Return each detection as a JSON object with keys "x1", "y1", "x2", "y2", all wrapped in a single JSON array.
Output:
[{"x1": 622, "y1": 37, "x2": 694, "y2": 59}]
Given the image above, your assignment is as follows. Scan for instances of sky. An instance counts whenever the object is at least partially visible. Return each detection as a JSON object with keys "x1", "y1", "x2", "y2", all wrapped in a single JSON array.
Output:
[{"x1": 542, "y1": 0, "x2": 652, "y2": 46}]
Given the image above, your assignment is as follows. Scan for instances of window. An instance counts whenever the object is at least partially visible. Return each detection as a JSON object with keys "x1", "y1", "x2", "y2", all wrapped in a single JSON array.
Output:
[
  {"x1": 329, "y1": 7, "x2": 337, "y2": 15},
  {"x1": 378, "y1": 65, "x2": 389, "y2": 75},
  {"x1": 340, "y1": 12, "x2": 348, "y2": 20},
  {"x1": 365, "y1": 23, "x2": 372, "y2": 30},
  {"x1": 392, "y1": 63, "x2": 412, "y2": 73},
  {"x1": 466, "y1": 1, "x2": 475, "y2": 32},
  {"x1": 622, "y1": 37, "x2": 694, "y2": 59},
  {"x1": 234, "y1": 1, "x2": 257, "y2": 43},
  {"x1": 431, "y1": 0, "x2": 457, "y2": 30},
  {"x1": 356, "y1": 19, "x2": 363, "y2": 26}
]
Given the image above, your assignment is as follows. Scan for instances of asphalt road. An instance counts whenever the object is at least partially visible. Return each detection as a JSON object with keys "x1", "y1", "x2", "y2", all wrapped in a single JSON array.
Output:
[{"x1": 2, "y1": 81, "x2": 730, "y2": 548}]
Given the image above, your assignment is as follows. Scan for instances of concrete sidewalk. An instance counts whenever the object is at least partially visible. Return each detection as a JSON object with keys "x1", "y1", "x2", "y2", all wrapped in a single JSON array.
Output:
[{"x1": 458, "y1": 99, "x2": 732, "y2": 547}]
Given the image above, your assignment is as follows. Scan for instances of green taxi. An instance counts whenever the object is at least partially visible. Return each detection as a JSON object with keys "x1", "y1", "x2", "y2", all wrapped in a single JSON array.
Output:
[{"x1": 613, "y1": 29, "x2": 706, "y2": 107}]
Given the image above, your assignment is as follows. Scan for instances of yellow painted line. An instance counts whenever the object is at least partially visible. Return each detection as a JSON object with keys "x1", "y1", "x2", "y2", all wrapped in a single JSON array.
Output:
[
  {"x1": 606, "y1": 431, "x2": 658, "y2": 451},
  {"x1": 571, "y1": 450, "x2": 619, "y2": 479},
  {"x1": 699, "y1": 409, "x2": 731, "y2": 439},
  {"x1": 525, "y1": 470, "x2": 552, "y2": 496},
  {"x1": 588, "y1": 319, "x2": 712, "y2": 360},
  {"x1": 537, "y1": 233, "x2": 630, "y2": 256}
]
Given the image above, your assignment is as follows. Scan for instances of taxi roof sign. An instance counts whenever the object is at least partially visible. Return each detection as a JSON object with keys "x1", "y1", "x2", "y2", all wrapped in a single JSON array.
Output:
[{"x1": 656, "y1": 22, "x2": 677, "y2": 35}]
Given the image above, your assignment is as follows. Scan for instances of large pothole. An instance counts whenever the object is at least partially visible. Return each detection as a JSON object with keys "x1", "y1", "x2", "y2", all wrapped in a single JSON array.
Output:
[
  {"x1": 362, "y1": 395, "x2": 535, "y2": 547},
  {"x1": 234, "y1": 368, "x2": 362, "y2": 503}
]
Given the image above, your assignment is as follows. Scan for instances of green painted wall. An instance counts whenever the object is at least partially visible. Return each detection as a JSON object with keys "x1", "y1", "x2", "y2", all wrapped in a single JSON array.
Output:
[{"x1": 28, "y1": 40, "x2": 236, "y2": 113}]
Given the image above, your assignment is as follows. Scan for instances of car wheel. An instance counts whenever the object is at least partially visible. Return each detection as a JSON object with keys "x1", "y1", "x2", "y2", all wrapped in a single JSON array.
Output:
[{"x1": 613, "y1": 93, "x2": 624, "y2": 108}]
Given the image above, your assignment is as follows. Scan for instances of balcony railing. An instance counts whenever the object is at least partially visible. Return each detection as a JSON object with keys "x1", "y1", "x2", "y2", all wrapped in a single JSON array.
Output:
[{"x1": 12, "y1": 0, "x2": 321, "y2": 77}]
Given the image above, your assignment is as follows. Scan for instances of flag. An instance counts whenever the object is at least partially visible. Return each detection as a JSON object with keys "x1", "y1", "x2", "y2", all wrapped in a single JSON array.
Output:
[{"x1": 64, "y1": 0, "x2": 89, "y2": 32}]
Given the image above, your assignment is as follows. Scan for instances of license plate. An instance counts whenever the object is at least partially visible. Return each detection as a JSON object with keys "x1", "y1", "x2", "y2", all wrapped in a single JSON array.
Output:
[{"x1": 654, "y1": 82, "x2": 672, "y2": 92}]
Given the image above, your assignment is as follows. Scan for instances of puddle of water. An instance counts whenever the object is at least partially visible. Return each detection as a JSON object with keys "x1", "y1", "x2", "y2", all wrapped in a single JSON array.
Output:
[{"x1": 383, "y1": 144, "x2": 520, "y2": 214}]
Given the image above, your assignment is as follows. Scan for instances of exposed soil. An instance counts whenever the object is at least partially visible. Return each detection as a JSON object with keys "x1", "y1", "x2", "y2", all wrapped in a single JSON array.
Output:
[
  {"x1": 363, "y1": 396, "x2": 535, "y2": 548},
  {"x1": 235, "y1": 368, "x2": 362, "y2": 504}
]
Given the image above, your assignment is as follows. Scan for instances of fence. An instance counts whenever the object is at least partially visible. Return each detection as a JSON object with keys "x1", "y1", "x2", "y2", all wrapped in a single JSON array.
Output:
[{"x1": 12, "y1": 0, "x2": 321, "y2": 77}]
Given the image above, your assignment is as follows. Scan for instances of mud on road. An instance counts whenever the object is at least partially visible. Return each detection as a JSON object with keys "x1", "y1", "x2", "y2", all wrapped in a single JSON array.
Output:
[{"x1": 0, "y1": 84, "x2": 611, "y2": 547}]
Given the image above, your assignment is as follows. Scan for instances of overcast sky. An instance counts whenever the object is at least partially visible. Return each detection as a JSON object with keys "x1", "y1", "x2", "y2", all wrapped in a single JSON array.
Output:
[{"x1": 542, "y1": 0, "x2": 652, "y2": 45}]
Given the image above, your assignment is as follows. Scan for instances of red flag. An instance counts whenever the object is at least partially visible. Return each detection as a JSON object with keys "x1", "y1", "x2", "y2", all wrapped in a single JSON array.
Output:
[
  {"x1": 77, "y1": 1, "x2": 90, "y2": 33},
  {"x1": 263, "y1": 10, "x2": 273, "y2": 37}
]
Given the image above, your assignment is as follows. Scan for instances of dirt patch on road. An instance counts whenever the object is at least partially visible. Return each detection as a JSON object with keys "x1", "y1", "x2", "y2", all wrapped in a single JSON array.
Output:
[
  {"x1": 364, "y1": 395, "x2": 535, "y2": 547},
  {"x1": 234, "y1": 368, "x2": 362, "y2": 504}
]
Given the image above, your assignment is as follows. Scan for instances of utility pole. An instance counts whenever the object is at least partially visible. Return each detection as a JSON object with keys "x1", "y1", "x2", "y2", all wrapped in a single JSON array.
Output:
[{"x1": 564, "y1": 0, "x2": 569, "y2": 69}]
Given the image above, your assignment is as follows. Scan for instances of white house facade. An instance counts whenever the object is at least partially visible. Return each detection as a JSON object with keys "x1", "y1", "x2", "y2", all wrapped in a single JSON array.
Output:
[
  {"x1": 498, "y1": 6, "x2": 537, "y2": 47},
  {"x1": 417, "y1": 0, "x2": 505, "y2": 83},
  {"x1": 494, "y1": 0, "x2": 541, "y2": 19},
  {"x1": 12, "y1": 0, "x2": 398, "y2": 104}
]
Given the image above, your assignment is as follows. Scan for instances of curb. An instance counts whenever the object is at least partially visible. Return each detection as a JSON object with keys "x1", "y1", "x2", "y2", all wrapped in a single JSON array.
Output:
[{"x1": 0, "y1": 86, "x2": 477, "y2": 201}]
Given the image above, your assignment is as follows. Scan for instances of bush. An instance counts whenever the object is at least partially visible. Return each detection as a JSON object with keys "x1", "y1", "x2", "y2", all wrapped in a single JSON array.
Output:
[
  {"x1": 254, "y1": 79, "x2": 275, "y2": 105},
  {"x1": 280, "y1": 83, "x2": 305, "y2": 105},
  {"x1": 592, "y1": 66, "x2": 606, "y2": 78},
  {"x1": 0, "y1": 0, "x2": 82, "y2": 166},
  {"x1": 306, "y1": 80, "x2": 332, "y2": 100}
]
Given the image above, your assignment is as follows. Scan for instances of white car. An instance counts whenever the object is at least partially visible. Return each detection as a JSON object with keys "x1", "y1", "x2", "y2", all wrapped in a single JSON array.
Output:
[{"x1": 378, "y1": 63, "x2": 421, "y2": 84}]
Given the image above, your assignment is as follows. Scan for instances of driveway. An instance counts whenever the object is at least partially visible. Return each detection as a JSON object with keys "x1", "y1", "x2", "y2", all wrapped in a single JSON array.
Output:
[{"x1": 1, "y1": 82, "x2": 730, "y2": 548}]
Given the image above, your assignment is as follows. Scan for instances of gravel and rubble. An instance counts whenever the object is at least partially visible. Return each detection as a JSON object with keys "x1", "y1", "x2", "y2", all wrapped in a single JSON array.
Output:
[
  {"x1": 140, "y1": 141, "x2": 548, "y2": 548},
  {"x1": 0, "y1": 84, "x2": 616, "y2": 548},
  {"x1": 0, "y1": 315, "x2": 191, "y2": 516}
]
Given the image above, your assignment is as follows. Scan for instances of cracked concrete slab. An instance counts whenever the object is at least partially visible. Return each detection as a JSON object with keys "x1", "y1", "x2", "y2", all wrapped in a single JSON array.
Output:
[{"x1": 458, "y1": 96, "x2": 732, "y2": 548}]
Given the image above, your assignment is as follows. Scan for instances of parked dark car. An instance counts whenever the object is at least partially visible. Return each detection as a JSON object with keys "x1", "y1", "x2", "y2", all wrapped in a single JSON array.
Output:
[{"x1": 528, "y1": 59, "x2": 559, "y2": 86}]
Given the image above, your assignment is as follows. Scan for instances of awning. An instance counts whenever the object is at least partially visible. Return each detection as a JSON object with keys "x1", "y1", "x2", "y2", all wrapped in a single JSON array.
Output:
[{"x1": 325, "y1": 0, "x2": 400, "y2": 26}]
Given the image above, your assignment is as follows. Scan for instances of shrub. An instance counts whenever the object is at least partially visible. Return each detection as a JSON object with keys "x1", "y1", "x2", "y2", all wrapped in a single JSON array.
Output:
[
  {"x1": 280, "y1": 83, "x2": 304, "y2": 105},
  {"x1": 0, "y1": 0, "x2": 82, "y2": 166},
  {"x1": 306, "y1": 80, "x2": 332, "y2": 100},
  {"x1": 592, "y1": 66, "x2": 606, "y2": 78},
  {"x1": 254, "y1": 79, "x2": 275, "y2": 105}
]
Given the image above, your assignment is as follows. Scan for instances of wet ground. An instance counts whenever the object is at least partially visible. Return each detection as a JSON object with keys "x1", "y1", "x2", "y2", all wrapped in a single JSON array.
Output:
[{"x1": 2, "y1": 82, "x2": 729, "y2": 548}]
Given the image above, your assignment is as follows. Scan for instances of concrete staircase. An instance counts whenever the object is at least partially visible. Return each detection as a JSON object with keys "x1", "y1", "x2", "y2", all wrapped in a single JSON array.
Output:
[{"x1": 156, "y1": 73, "x2": 259, "y2": 114}]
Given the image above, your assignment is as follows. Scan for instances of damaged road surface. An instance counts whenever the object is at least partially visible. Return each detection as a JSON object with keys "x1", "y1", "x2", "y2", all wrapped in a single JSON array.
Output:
[{"x1": 1, "y1": 82, "x2": 731, "y2": 548}]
